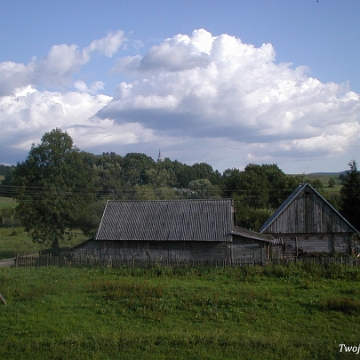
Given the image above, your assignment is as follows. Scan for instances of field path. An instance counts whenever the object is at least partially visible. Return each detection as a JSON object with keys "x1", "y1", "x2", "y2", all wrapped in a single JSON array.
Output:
[{"x1": 0, "y1": 258, "x2": 15, "y2": 267}]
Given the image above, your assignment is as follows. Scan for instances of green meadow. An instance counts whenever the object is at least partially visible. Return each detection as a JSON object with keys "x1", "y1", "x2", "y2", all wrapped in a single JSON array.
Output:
[{"x1": 1, "y1": 264, "x2": 360, "y2": 359}]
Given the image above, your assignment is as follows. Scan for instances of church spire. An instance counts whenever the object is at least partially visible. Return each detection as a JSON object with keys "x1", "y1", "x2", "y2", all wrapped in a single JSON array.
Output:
[{"x1": 157, "y1": 149, "x2": 163, "y2": 162}]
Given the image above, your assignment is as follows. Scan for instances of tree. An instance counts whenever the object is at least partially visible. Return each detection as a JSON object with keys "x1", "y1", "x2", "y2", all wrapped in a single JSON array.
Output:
[
  {"x1": 192, "y1": 163, "x2": 222, "y2": 186},
  {"x1": 188, "y1": 179, "x2": 221, "y2": 198},
  {"x1": 121, "y1": 153, "x2": 155, "y2": 186},
  {"x1": 11, "y1": 129, "x2": 96, "y2": 254},
  {"x1": 311, "y1": 179, "x2": 324, "y2": 194},
  {"x1": 222, "y1": 164, "x2": 296, "y2": 209},
  {"x1": 328, "y1": 178, "x2": 336, "y2": 188},
  {"x1": 340, "y1": 160, "x2": 360, "y2": 230}
]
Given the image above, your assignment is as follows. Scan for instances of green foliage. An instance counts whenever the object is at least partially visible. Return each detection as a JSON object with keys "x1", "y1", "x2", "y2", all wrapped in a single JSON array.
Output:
[
  {"x1": 340, "y1": 160, "x2": 360, "y2": 230},
  {"x1": 81, "y1": 152, "x2": 225, "y2": 201},
  {"x1": 311, "y1": 179, "x2": 324, "y2": 193},
  {"x1": 133, "y1": 184, "x2": 157, "y2": 200},
  {"x1": 10, "y1": 129, "x2": 96, "y2": 253},
  {"x1": 328, "y1": 178, "x2": 335, "y2": 188},
  {"x1": 223, "y1": 164, "x2": 297, "y2": 210},
  {"x1": 233, "y1": 195, "x2": 271, "y2": 231},
  {"x1": 0, "y1": 164, "x2": 14, "y2": 177},
  {"x1": 223, "y1": 164, "x2": 299, "y2": 230},
  {"x1": 188, "y1": 178, "x2": 221, "y2": 199}
]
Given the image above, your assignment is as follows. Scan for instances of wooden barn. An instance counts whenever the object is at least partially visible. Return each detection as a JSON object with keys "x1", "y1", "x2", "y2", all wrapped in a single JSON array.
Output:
[
  {"x1": 72, "y1": 199, "x2": 272, "y2": 264},
  {"x1": 259, "y1": 183, "x2": 359, "y2": 257}
]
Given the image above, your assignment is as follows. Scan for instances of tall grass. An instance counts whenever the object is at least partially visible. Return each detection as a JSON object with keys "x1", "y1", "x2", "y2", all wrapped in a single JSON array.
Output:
[{"x1": 1, "y1": 264, "x2": 360, "y2": 359}]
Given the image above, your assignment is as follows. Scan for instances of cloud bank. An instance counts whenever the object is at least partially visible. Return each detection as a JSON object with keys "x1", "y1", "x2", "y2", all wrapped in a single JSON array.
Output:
[{"x1": 1, "y1": 29, "x2": 359, "y2": 172}]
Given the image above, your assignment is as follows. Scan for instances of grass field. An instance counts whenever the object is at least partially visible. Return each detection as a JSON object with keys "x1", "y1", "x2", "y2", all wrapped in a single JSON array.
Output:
[
  {"x1": 305, "y1": 173, "x2": 343, "y2": 194},
  {"x1": 0, "y1": 227, "x2": 89, "y2": 259},
  {"x1": 0, "y1": 196, "x2": 16, "y2": 209},
  {"x1": 1, "y1": 264, "x2": 360, "y2": 359}
]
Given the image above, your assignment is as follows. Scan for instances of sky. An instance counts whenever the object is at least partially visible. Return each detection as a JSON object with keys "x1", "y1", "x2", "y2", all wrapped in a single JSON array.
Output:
[{"x1": 1, "y1": 0, "x2": 360, "y2": 175}]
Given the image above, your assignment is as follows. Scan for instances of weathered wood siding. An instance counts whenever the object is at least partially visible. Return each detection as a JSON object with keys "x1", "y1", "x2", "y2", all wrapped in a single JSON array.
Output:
[
  {"x1": 270, "y1": 245, "x2": 283, "y2": 260},
  {"x1": 334, "y1": 234, "x2": 352, "y2": 254},
  {"x1": 264, "y1": 187, "x2": 355, "y2": 234},
  {"x1": 231, "y1": 237, "x2": 269, "y2": 262},
  {"x1": 72, "y1": 240, "x2": 229, "y2": 261},
  {"x1": 276, "y1": 233, "x2": 351, "y2": 257}
]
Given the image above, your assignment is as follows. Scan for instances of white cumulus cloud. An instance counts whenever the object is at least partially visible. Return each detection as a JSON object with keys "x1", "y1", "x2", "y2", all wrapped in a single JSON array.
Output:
[
  {"x1": 0, "y1": 31, "x2": 126, "y2": 96},
  {"x1": 99, "y1": 29, "x2": 360, "y2": 170},
  {"x1": 0, "y1": 29, "x2": 359, "y2": 173},
  {"x1": 73, "y1": 80, "x2": 104, "y2": 94}
]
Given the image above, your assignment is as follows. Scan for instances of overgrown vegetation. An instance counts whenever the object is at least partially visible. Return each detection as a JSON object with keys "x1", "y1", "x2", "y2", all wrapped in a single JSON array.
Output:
[{"x1": 1, "y1": 264, "x2": 359, "y2": 359}]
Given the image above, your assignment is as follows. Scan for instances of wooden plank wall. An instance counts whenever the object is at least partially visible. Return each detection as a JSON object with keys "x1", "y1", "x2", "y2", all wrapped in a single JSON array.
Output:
[
  {"x1": 231, "y1": 238, "x2": 267, "y2": 261},
  {"x1": 271, "y1": 245, "x2": 283, "y2": 260},
  {"x1": 334, "y1": 234, "x2": 351, "y2": 254},
  {"x1": 266, "y1": 187, "x2": 355, "y2": 234},
  {"x1": 72, "y1": 240, "x2": 229, "y2": 261},
  {"x1": 71, "y1": 236, "x2": 352, "y2": 262},
  {"x1": 279, "y1": 234, "x2": 351, "y2": 257}
]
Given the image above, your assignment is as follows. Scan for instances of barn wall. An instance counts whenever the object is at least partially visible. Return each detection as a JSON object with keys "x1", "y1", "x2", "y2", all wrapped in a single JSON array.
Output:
[
  {"x1": 265, "y1": 187, "x2": 355, "y2": 234},
  {"x1": 333, "y1": 234, "x2": 352, "y2": 254},
  {"x1": 274, "y1": 233, "x2": 351, "y2": 257},
  {"x1": 231, "y1": 237, "x2": 269, "y2": 262},
  {"x1": 72, "y1": 240, "x2": 229, "y2": 261},
  {"x1": 270, "y1": 245, "x2": 283, "y2": 260}
]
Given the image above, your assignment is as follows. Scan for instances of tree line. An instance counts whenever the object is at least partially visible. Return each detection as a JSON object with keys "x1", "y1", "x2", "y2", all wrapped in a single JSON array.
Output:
[{"x1": 0, "y1": 129, "x2": 359, "y2": 252}]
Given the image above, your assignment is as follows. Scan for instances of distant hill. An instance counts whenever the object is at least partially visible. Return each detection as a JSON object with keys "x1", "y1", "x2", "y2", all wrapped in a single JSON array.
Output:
[{"x1": 308, "y1": 171, "x2": 347, "y2": 176}]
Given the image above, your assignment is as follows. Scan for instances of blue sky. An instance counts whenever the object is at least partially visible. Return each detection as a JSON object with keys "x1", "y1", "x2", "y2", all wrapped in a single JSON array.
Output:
[{"x1": 1, "y1": 0, "x2": 359, "y2": 174}]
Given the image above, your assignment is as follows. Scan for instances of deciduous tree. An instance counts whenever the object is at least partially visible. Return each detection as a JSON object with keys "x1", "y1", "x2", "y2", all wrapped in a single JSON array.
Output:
[{"x1": 11, "y1": 129, "x2": 96, "y2": 254}]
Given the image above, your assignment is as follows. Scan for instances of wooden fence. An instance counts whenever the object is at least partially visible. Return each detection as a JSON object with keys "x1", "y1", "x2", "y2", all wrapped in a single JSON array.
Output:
[
  {"x1": 272, "y1": 256, "x2": 360, "y2": 266},
  {"x1": 14, "y1": 254, "x2": 360, "y2": 269}
]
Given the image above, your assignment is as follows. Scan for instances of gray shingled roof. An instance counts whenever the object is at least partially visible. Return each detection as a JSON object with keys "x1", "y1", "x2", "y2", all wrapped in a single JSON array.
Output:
[
  {"x1": 232, "y1": 226, "x2": 272, "y2": 242},
  {"x1": 95, "y1": 199, "x2": 234, "y2": 242},
  {"x1": 259, "y1": 183, "x2": 359, "y2": 234}
]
